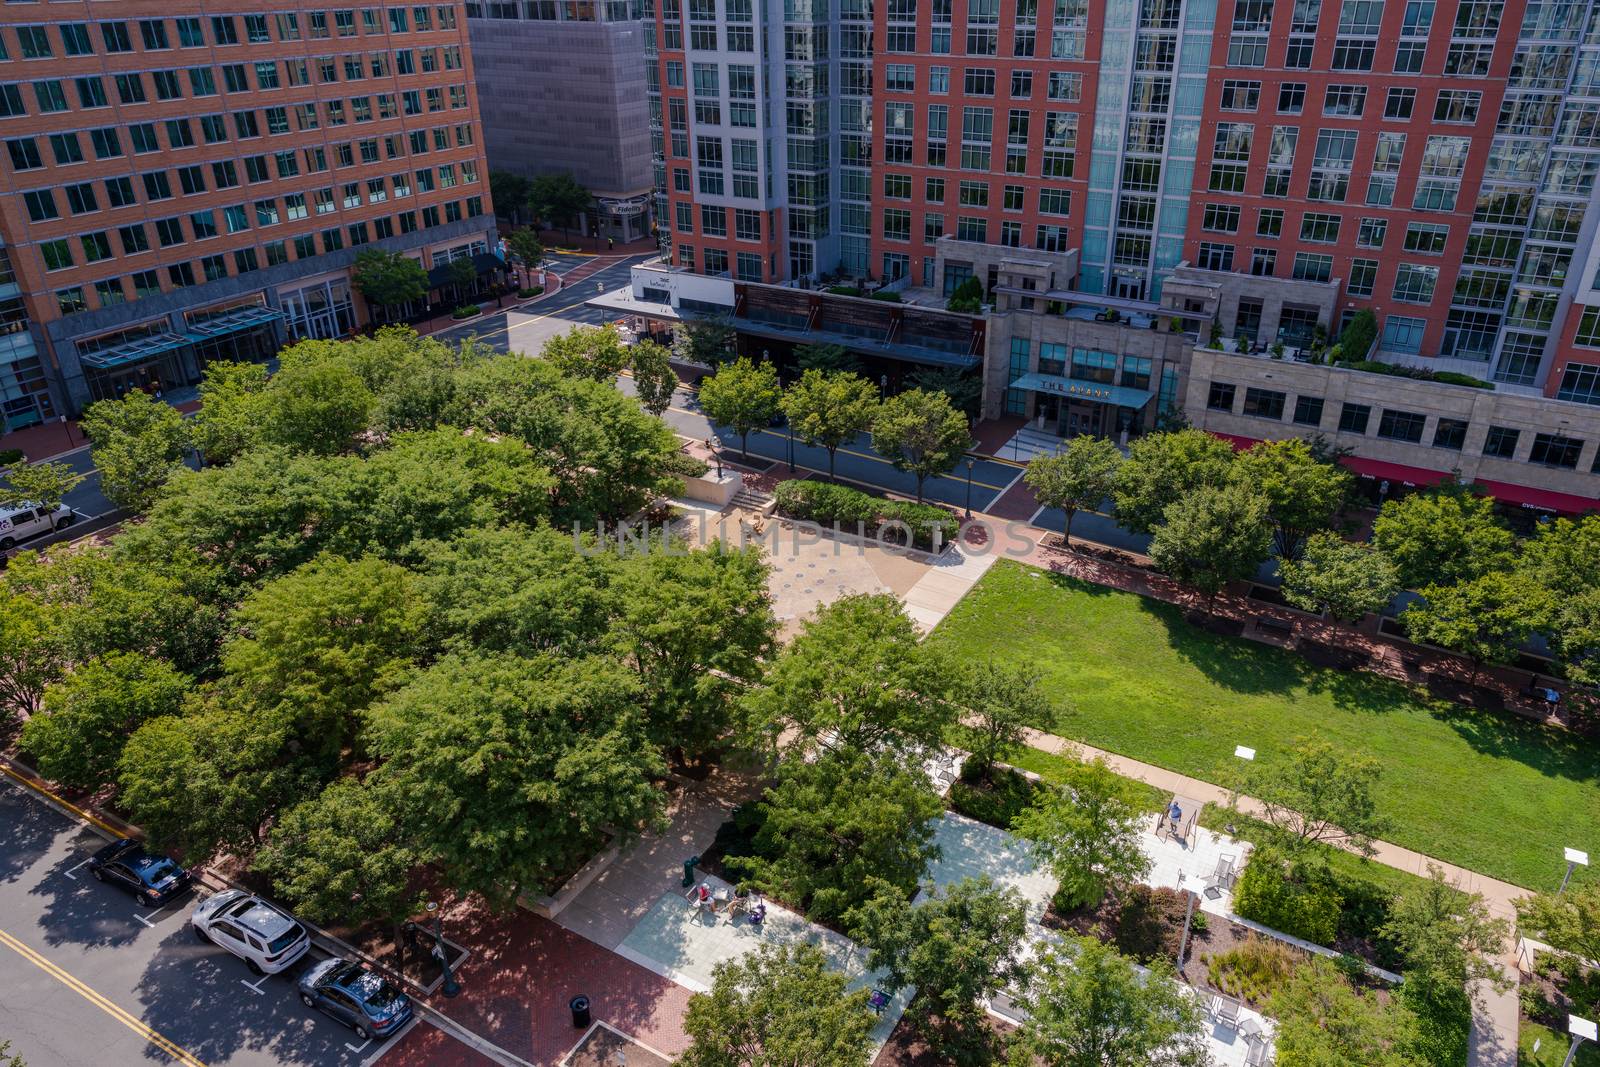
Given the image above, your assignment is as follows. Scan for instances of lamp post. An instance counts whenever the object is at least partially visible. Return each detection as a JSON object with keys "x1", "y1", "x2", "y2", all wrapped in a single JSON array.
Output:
[
  {"x1": 785, "y1": 421, "x2": 795, "y2": 472},
  {"x1": 1560, "y1": 847, "x2": 1590, "y2": 895},
  {"x1": 879, "y1": 373, "x2": 889, "y2": 399},
  {"x1": 426, "y1": 901, "x2": 461, "y2": 998},
  {"x1": 1563, "y1": 1015, "x2": 1597, "y2": 1067},
  {"x1": 964, "y1": 457, "x2": 975, "y2": 518}
]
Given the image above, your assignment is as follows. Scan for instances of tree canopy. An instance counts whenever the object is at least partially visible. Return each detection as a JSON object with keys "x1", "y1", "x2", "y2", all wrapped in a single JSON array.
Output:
[
  {"x1": 1235, "y1": 437, "x2": 1353, "y2": 559},
  {"x1": 1112, "y1": 429, "x2": 1237, "y2": 535},
  {"x1": 871, "y1": 388, "x2": 972, "y2": 504},
  {"x1": 1024, "y1": 437, "x2": 1123, "y2": 546},
  {"x1": 781, "y1": 369, "x2": 879, "y2": 483},
  {"x1": 1235, "y1": 738, "x2": 1389, "y2": 859},
  {"x1": 1279, "y1": 532, "x2": 1400, "y2": 623},
  {"x1": 1147, "y1": 481, "x2": 1273, "y2": 602},
  {"x1": 1011, "y1": 758, "x2": 1152, "y2": 910},
  {"x1": 1372, "y1": 486, "x2": 1515, "y2": 590},
  {"x1": 698, "y1": 357, "x2": 783, "y2": 459},
  {"x1": 80, "y1": 391, "x2": 191, "y2": 512},
  {"x1": 351, "y1": 248, "x2": 428, "y2": 316}
]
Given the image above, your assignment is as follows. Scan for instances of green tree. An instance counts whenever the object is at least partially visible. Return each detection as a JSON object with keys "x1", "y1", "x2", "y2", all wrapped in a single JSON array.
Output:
[
  {"x1": 1371, "y1": 485, "x2": 1514, "y2": 590},
  {"x1": 364, "y1": 652, "x2": 667, "y2": 908},
  {"x1": 1147, "y1": 481, "x2": 1273, "y2": 605},
  {"x1": 1279, "y1": 532, "x2": 1400, "y2": 624},
  {"x1": 781, "y1": 369, "x2": 879, "y2": 483},
  {"x1": 0, "y1": 460, "x2": 84, "y2": 513},
  {"x1": 351, "y1": 248, "x2": 428, "y2": 323},
  {"x1": 960, "y1": 659, "x2": 1053, "y2": 783},
  {"x1": 697, "y1": 357, "x2": 783, "y2": 459},
  {"x1": 742, "y1": 593, "x2": 956, "y2": 759},
  {"x1": 611, "y1": 542, "x2": 775, "y2": 763},
  {"x1": 630, "y1": 339, "x2": 679, "y2": 417},
  {"x1": 1515, "y1": 884, "x2": 1600, "y2": 1016},
  {"x1": 540, "y1": 324, "x2": 630, "y2": 382},
  {"x1": 1235, "y1": 437, "x2": 1353, "y2": 559},
  {"x1": 504, "y1": 228, "x2": 545, "y2": 287},
  {"x1": 0, "y1": 1038, "x2": 26, "y2": 1067},
  {"x1": 1012, "y1": 758, "x2": 1151, "y2": 909},
  {"x1": 1011, "y1": 937, "x2": 1209, "y2": 1067},
  {"x1": 871, "y1": 388, "x2": 971, "y2": 504},
  {"x1": 1403, "y1": 571, "x2": 1547, "y2": 684},
  {"x1": 0, "y1": 588, "x2": 64, "y2": 726},
  {"x1": 1024, "y1": 437, "x2": 1123, "y2": 546},
  {"x1": 1337, "y1": 309, "x2": 1380, "y2": 362},
  {"x1": 1234, "y1": 738, "x2": 1389, "y2": 859},
  {"x1": 851, "y1": 877, "x2": 1028, "y2": 1049},
  {"x1": 223, "y1": 553, "x2": 422, "y2": 760},
  {"x1": 79, "y1": 391, "x2": 191, "y2": 513},
  {"x1": 488, "y1": 170, "x2": 531, "y2": 222},
  {"x1": 737, "y1": 747, "x2": 944, "y2": 925},
  {"x1": 260, "y1": 350, "x2": 374, "y2": 455},
  {"x1": 909, "y1": 366, "x2": 982, "y2": 418},
  {"x1": 680, "y1": 942, "x2": 875, "y2": 1067},
  {"x1": 795, "y1": 342, "x2": 860, "y2": 375},
  {"x1": 1270, "y1": 957, "x2": 1423, "y2": 1067},
  {"x1": 674, "y1": 316, "x2": 737, "y2": 368},
  {"x1": 946, "y1": 277, "x2": 984, "y2": 314},
  {"x1": 21, "y1": 652, "x2": 188, "y2": 790},
  {"x1": 190, "y1": 361, "x2": 270, "y2": 466},
  {"x1": 1519, "y1": 514, "x2": 1600, "y2": 598},
  {"x1": 1548, "y1": 586, "x2": 1600, "y2": 688},
  {"x1": 255, "y1": 777, "x2": 421, "y2": 939},
  {"x1": 529, "y1": 171, "x2": 592, "y2": 240},
  {"x1": 443, "y1": 257, "x2": 478, "y2": 307},
  {"x1": 1111, "y1": 429, "x2": 1236, "y2": 535}
]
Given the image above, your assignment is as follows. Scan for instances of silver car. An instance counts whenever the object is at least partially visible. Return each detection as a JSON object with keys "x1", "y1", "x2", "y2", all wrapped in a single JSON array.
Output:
[{"x1": 191, "y1": 890, "x2": 309, "y2": 976}]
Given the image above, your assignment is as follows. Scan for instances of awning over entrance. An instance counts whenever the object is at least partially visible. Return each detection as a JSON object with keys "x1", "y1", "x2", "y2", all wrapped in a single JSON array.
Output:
[
  {"x1": 1008, "y1": 372, "x2": 1155, "y2": 409},
  {"x1": 1474, "y1": 478, "x2": 1599, "y2": 515},
  {"x1": 79, "y1": 332, "x2": 191, "y2": 370},
  {"x1": 1337, "y1": 455, "x2": 1453, "y2": 489},
  {"x1": 427, "y1": 252, "x2": 506, "y2": 288},
  {"x1": 185, "y1": 305, "x2": 283, "y2": 341}
]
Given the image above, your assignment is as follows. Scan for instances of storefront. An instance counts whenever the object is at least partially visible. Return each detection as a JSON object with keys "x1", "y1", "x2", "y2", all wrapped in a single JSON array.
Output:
[
  {"x1": 1006, "y1": 372, "x2": 1155, "y2": 444},
  {"x1": 73, "y1": 305, "x2": 285, "y2": 404},
  {"x1": 280, "y1": 278, "x2": 357, "y2": 341}
]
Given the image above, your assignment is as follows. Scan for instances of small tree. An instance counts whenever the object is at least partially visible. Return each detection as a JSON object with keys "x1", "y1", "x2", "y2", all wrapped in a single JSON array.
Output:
[
  {"x1": 504, "y1": 228, "x2": 545, "y2": 288},
  {"x1": 351, "y1": 249, "x2": 428, "y2": 324},
  {"x1": 1112, "y1": 428, "x2": 1237, "y2": 535},
  {"x1": 1012, "y1": 937, "x2": 1209, "y2": 1067},
  {"x1": 1279, "y1": 532, "x2": 1400, "y2": 623},
  {"x1": 1270, "y1": 957, "x2": 1424, "y2": 1067},
  {"x1": 697, "y1": 357, "x2": 782, "y2": 458},
  {"x1": 1338, "y1": 309, "x2": 1380, "y2": 361},
  {"x1": 796, "y1": 342, "x2": 859, "y2": 375},
  {"x1": 21, "y1": 652, "x2": 188, "y2": 790},
  {"x1": 1024, "y1": 437, "x2": 1123, "y2": 546},
  {"x1": 0, "y1": 590, "x2": 64, "y2": 726},
  {"x1": 946, "y1": 277, "x2": 984, "y2": 314},
  {"x1": 781, "y1": 369, "x2": 879, "y2": 483},
  {"x1": 630, "y1": 339, "x2": 678, "y2": 417},
  {"x1": 529, "y1": 171, "x2": 592, "y2": 241},
  {"x1": 1547, "y1": 585, "x2": 1600, "y2": 688},
  {"x1": 0, "y1": 460, "x2": 84, "y2": 512},
  {"x1": 1147, "y1": 481, "x2": 1273, "y2": 608},
  {"x1": 850, "y1": 877, "x2": 1029, "y2": 1051},
  {"x1": 1371, "y1": 485, "x2": 1514, "y2": 590},
  {"x1": 79, "y1": 391, "x2": 192, "y2": 513},
  {"x1": 443, "y1": 256, "x2": 478, "y2": 307},
  {"x1": 540, "y1": 324, "x2": 630, "y2": 382},
  {"x1": 674, "y1": 316, "x2": 737, "y2": 368},
  {"x1": 1235, "y1": 437, "x2": 1353, "y2": 559},
  {"x1": 190, "y1": 361, "x2": 270, "y2": 466},
  {"x1": 871, "y1": 388, "x2": 972, "y2": 504},
  {"x1": 1235, "y1": 738, "x2": 1389, "y2": 858},
  {"x1": 1402, "y1": 572, "x2": 1547, "y2": 685},
  {"x1": 1011, "y1": 758, "x2": 1152, "y2": 910},
  {"x1": 680, "y1": 942, "x2": 875, "y2": 1067},
  {"x1": 960, "y1": 658, "x2": 1052, "y2": 783},
  {"x1": 488, "y1": 170, "x2": 532, "y2": 223},
  {"x1": 1515, "y1": 884, "x2": 1600, "y2": 1016}
]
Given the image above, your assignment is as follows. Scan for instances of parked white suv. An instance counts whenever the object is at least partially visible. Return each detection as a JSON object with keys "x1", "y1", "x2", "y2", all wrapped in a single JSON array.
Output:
[
  {"x1": 0, "y1": 501, "x2": 72, "y2": 549},
  {"x1": 191, "y1": 890, "x2": 310, "y2": 975}
]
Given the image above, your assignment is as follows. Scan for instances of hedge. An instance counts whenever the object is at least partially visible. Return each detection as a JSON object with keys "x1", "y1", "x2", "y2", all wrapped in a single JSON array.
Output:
[
  {"x1": 1340, "y1": 359, "x2": 1493, "y2": 391},
  {"x1": 1232, "y1": 847, "x2": 1342, "y2": 947},
  {"x1": 772, "y1": 479, "x2": 959, "y2": 549}
]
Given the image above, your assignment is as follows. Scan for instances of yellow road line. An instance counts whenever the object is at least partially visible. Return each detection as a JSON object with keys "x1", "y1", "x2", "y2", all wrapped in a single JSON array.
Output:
[
  {"x1": 0, "y1": 928, "x2": 208, "y2": 1067},
  {"x1": 0, "y1": 763, "x2": 125, "y2": 838}
]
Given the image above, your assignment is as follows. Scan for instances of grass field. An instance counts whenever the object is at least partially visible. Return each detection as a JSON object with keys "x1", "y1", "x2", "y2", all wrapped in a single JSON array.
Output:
[
  {"x1": 929, "y1": 560, "x2": 1600, "y2": 891},
  {"x1": 1521, "y1": 1021, "x2": 1600, "y2": 1066}
]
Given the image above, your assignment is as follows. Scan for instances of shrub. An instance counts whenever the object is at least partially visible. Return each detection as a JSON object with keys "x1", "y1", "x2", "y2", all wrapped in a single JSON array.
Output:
[
  {"x1": 1432, "y1": 370, "x2": 1494, "y2": 389},
  {"x1": 772, "y1": 480, "x2": 955, "y2": 549},
  {"x1": 880, "y1": 500, "x2": 960, "y2": 547},
  {"x1": 947, "y1": 763, "x2": 1037, "y2": 829},
  {"x1": 869, "y1": 290, "x2": 902, "y2": 302},
  {"x1": 1206, "y1": 937, "x2": 1300, "y2": 1004},
  {"x1": 518, "y1": 285, "x2": 544, "y2": 298},
  {"x1": 0, "y1": 448, "x2": 23, "y2": 467},
  {"x1": 452, "y1": 304, "x2": 482, "y2": 319},
  {"x1": 1114, "y1": 885, "x2": 1190, "y2": 964},
  {"x1": 946, "y1": 277, "x2": 983, "y2": 314},
  {"x1": 1337, "y1": 309, "x2": 1378, "y2": 361},
  {"x1": 826, "y1": 284, "x2": 864, "y2": 297},
  {"x1": 1233, "y1": 848, "x2": 1342, "y2": 947}
]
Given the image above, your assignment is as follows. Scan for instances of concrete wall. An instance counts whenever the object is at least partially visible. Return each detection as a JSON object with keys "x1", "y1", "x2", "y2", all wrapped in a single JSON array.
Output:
[
  {"x1": 1187, "y1": 347, "x2": 1600, "y2": 500},
  {"x1": 468, "y1": 18, "x2": 653, "y2": 200}
]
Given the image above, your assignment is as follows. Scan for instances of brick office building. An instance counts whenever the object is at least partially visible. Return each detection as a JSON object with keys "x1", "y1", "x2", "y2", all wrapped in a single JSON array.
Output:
[{"x1": 0, "y1": 2, "x2": 497, "y2": 427}]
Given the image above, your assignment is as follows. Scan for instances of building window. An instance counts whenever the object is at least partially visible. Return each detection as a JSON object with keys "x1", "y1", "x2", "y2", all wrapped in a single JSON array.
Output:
[
  {"x1": 1381, "y1": 315, "x2": 1427, "y2": 353},
  {"x1": 1277, "y1": 82, "x2": 1306, "y2": 113},
  {"x1": 1347, "y1": 258, "x2": 1377, "y2": 298},
  {"x1": 1384, "y1": 87, "x2": 1415, "y2": 119},
  {"x1": 1482, "y1": 425, "x2": 1519, "y2": 459},
  {"x1": 1292, "y1": 395, "x2": 1324, "y2": 426},
  {"x1": 1198, "y1": 242, "x2": 1235, "y2": 271},
  {"x1": 1323, "y1": 84, "x2": 1366, "y2": 117},
  {"x1": 1529, "y1": 433, "x2": 1583, "y2": 469},
  {"x1": 1242, "y1": 387, "x2": 1286, "y2": 420},
  {"x1": 1556, "y1": 363, "x2": 1600, "y2": 406},
  {"x1": 1207, "y1": 381, "x2": 1237, "y2": 412},
  {"x1": 1221, "y1": 79, "x2": 1261, "y2": 111},
  {"x1": 1251, "y1": 248, "x2": 1277, "y2": 276},
  {"x1": 1291, "y1": 253, "x2": 1332, "y2": 282},
  {"x1": 1403, "y1": 222, "x2": 1448, "y2": 255},
  {"x1": 1203, "y1": 204, "x2": 1241, "y2": 233},
  {"x1": 1377, "y1": 409, "x2": 1427, "y2": 443},
  {"x1": 1433, "y1": 418, "x2": 1469, "y2": 450},
  {"x1": 1299, "y1": 212, "x2": 1342, "y2": 243},
  {"x1": 1391, "y1": 264, "x2": 1439, "y2": 304},
  {"x1": 1338, "y1": 402, "x2": 1371, "y2": 434}
]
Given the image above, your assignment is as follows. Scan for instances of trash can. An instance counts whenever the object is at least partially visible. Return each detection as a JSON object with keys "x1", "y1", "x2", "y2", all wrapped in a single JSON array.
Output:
[
  {"x1": 682, "y1": 855, "x2": 700, "y2": 887},
  {"x1": 570, "y1": 995, "x2": 591, "y2": 1029}
]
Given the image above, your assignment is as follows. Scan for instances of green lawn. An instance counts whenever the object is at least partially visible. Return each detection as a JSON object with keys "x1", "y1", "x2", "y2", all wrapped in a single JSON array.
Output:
[
  {"x1": 1521, "y1": 1021, "x2": 1600, "y2": 1067},
  {"x1": 929, "y1": 560, "x2": 1600, "y2": 891}
]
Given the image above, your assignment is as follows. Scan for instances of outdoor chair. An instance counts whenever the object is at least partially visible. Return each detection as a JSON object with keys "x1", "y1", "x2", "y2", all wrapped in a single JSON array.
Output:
[
  {"x1": 868, "y1": 989, "x2": 891, "y2": 1015},
  {"x1": 1209, "y1": 993, "x2": 1242, "y2": 1028},
  {"x1": 1244, "y1": 1036, "x2": 1272, "y2": 1065},
  {"x1": 1204, "y1": 854, "x2": 1237, "y2": 899}
]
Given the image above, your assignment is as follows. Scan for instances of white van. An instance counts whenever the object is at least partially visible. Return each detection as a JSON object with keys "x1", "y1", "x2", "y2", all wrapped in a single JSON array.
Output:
[{"x1": 0, "y1": 501, "x2": 73, "y2": 549}]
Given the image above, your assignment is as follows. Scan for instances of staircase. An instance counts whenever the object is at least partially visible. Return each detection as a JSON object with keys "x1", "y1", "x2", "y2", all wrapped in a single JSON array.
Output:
[{"x1": 731, "y1": 486, "x2": 773, "y2": 511}]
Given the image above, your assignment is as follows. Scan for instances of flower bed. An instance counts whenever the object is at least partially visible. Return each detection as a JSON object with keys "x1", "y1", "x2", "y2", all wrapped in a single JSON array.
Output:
[
  {"x1": 772, "y1": 479, "x2": 958, "y2": 551},
  {"x1": 452, "y1": 304, "x2": 483, "y2": 320}
]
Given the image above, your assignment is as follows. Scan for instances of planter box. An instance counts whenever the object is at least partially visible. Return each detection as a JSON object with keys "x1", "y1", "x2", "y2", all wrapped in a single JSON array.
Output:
[{"x1": 517, "y1": 839, "x2": 622, "y2": 919}]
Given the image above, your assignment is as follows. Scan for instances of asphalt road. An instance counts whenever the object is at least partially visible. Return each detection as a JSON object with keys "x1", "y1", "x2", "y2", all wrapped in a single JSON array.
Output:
[{"x1": 0, "y1": 777, "x2": 405, "y2": 1067}]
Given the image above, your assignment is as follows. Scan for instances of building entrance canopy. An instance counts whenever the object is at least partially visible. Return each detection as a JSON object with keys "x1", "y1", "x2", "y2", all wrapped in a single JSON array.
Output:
[{"x1": 1008, "y1": 372, "x2": 1154, "y2": 410}]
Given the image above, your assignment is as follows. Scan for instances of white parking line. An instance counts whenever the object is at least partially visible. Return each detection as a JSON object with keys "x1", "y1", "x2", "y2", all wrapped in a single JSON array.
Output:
[
  {"x1": 134, "y1": 892, "x2": 188, "y2": 928},
  {"x1": 240, "y1": 974, "x2": 270, "y2": 996},
  {"x1": 63, "y1": 859, "x2": 90, "y2": 881},
  {"x1": 359, "y1": 1019, "x2": 415, "y2": 1066},
  {"x1": 345, "y1": 1035, "x2": 373, "y2": 1055}
]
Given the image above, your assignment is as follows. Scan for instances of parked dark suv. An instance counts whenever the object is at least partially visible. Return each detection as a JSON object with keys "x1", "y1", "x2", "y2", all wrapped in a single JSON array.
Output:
[
  {"x1": 86, "y1": 839, "x2": 192, "y2": 907},
  {"x1": 296, "y1": 958, "x2": 413, "y2": 1040}
]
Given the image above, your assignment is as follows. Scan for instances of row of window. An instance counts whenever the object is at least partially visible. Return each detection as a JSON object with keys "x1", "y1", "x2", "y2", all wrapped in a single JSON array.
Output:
[
  {"x1": 671, "y1": 202, "x2": 766, "y2": 241},
  {"x1": 1200, "y1": 204, "x2": 1449, "y2": 252},
  {"x1": 49, "y1": 196, "x2": 485, "y2": 319},
  {"x1": 1, "y1": 8, "x2": 458, "y2": 63},
  {"x1": 882, "y1": 63, "x2": 1084, "y2": 102},
  {"x1": 671, "y1": 244, "x2": 767, "y2": 282},
  {"x1": 1219, "y1": 79, "x2": 1484, "y2": 125},
  {"x1": 1208, "y1": 380, "x2": 1590, "y2": 469}
]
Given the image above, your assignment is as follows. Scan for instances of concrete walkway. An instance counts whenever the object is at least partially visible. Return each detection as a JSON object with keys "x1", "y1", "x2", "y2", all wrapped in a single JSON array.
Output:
[{"x1": 1014, "y1": 724, "x2": 1524, "y2": 1067}]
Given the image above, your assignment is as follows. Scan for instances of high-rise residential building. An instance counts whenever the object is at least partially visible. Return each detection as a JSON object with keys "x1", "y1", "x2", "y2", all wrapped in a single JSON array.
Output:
[
  {"x1": 0, "y1": 2, "x2": 496, "y2": 427},
  {"x1": 465, "y1": 0, "x2": 655, "y2": 243}
]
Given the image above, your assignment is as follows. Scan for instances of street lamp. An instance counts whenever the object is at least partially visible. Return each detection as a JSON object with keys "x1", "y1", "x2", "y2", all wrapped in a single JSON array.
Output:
[
  {"x1": 426, "y1": 901, "x2": 462, "y2": 998},
  {"x1": 879, "y1": 373, "x2": 889, "y2": 399},
  {"x1": 1563, "y1": 1015, "x2": 1597, "y2": 1067},
  {"x1": 785, "y1": 421, "x2": 795, "y2": 472},
  {"x1": 1560, "y1": 847, "x2": 1589, "y2": 895},
  {"x1": 964, "y1": 457, "x2": 975, "y2": 518}
]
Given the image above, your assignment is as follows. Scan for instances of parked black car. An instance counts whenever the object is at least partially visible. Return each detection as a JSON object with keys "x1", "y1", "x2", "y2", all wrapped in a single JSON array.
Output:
[
  {"x1": 87, "y1": 839, "x2": 192, "y2": 907},
  {"x1": 296, "y1": 958, "x2": 413, "y2": 1041}
]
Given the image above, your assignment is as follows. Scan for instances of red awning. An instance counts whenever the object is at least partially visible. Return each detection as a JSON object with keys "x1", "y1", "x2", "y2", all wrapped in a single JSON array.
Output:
[
  {"x1": 1337, "y1": 455, "x2": 1453, "y2": 489},
  {"x1": 1208, "y1": 432, "x2": 1261, "y2": 452},
  {"x1": 1473, "y1": 479, "x2": 1600, "y2": 516}
]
